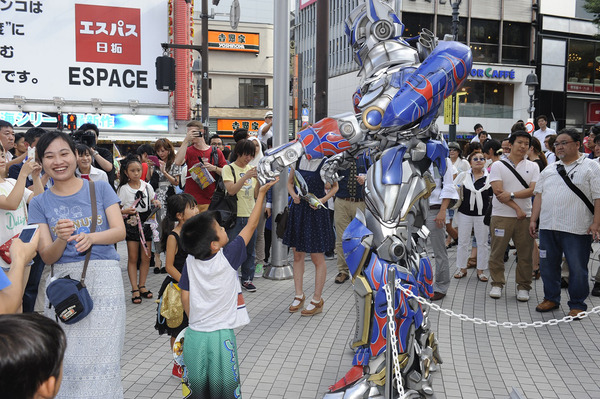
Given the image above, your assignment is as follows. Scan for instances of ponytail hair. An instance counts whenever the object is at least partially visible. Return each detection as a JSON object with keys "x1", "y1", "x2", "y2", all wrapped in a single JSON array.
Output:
[
  {"x1": 160, "y1": 193, "x2": 197, "y2": 250},
  {"x1": 117, "y1": 153, "x2": 142, "y2": 188}
]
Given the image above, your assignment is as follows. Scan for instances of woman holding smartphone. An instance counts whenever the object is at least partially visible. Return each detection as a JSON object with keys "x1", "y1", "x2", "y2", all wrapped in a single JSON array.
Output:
[{"x1": 28, "y1": 131, "x2": 126, "y2": 398}]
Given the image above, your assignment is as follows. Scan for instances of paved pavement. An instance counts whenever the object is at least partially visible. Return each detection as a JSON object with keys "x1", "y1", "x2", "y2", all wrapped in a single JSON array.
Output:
[{"x1": 118, "y1": 242, "x2": 600, "y2": 399}]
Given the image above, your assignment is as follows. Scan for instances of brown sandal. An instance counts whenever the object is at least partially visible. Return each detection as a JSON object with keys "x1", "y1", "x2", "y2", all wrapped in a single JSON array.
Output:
[
  {"x1": 467, "y1": 257, "x2": 477, "y2": 269},
  {"x1": 289, "y1": 294, "x2": 305, "y2": 313},
  {"x1": 301, "y1": 298, "x2": 324, "y2": 316}
]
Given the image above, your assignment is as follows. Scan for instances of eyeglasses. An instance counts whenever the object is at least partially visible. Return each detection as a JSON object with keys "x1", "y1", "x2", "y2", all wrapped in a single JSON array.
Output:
[
  {"x1": 472, "y1": 157, "x2": 485, "y2": 161},
  {"x1": 554, "y1": 141, "x2": 575, "y2": 147},
  {"x1": 449, "y1": 148, "x2": 459, "y2": 152}
]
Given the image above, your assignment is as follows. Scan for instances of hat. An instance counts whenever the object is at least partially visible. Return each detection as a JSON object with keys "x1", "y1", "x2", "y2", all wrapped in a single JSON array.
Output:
[
  {"x1": 448, "y1": 142, "x2": 461, "y2": 152},
  {"x1": 265, "y1": 111, "x2": 273, "y2": 118}
]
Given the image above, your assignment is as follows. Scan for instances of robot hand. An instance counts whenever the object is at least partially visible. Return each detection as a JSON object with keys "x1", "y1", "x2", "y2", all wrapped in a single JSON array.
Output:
[
  {"x1": 257, "y1": 141, "x2": 304, "y2": 186},
  {"x1": 320, "y1": 153, "x2": 345, "y2": 184}
]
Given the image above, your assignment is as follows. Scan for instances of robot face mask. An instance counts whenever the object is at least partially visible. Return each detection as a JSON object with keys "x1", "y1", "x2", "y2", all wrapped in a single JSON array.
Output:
[{"x1": 344, "y1": 0, "x2": 406, "y2": 67}]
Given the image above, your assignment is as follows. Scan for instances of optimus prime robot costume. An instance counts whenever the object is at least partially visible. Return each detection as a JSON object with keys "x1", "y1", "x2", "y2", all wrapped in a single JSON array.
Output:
[{"x1": 257, "y1": 1, "x2": 472, "y2": 398}]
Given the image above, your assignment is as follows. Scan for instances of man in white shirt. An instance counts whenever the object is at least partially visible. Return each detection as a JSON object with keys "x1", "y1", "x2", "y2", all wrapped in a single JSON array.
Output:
[
  {"x1": 427, "y1": 160, "x2": 459, "y2": 301},
  {"x1": 0, "y1": 120, "x2": 15, "y2": 162},
  {"x1": 470, "y1": 123, "x2": 484, "y2": 143},
  {"x1": 488, "y1": 132, "x2": 539, "y2": 301},
  {"x1": 533, "y1": 115, "x2": 556, "y2": 152},
  {"x1": 258, "y1": 111, "x2": 273, "y2": 146},
  {"x1": 530, "y1": 129, "x2": 600, "y2": 318}
]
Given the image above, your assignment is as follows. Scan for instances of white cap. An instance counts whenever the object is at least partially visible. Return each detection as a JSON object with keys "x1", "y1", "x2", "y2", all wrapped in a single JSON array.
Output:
[{"x1": 265, "y1": 111, "x2": 273, "y2": 118}]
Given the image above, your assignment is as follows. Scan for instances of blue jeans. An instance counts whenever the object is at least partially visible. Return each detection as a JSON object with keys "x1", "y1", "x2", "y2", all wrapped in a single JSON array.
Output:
[
  {"x1": 227, "y1": 217, "x2": 257, "y2": 282},
  {"x1": 539, "y1": 229, "x2": 592, "y2": 311}
]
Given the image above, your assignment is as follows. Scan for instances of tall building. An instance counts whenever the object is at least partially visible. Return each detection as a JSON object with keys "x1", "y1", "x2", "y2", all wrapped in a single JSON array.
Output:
[
  {"x1": 536, "y1": 0, "x2": 600, "y2": 131},
  {"x1": 295, "y1": 0, "x2": 538, "y2": 137},
  {"x1": 181, "y1": 1, "x2": 275, "y2": 139}
]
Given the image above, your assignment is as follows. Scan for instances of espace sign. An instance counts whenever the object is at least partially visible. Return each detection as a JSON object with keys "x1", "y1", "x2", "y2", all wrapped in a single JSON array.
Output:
[{"x1": 1, "y1": 1, "x2": 168, "y2": 104}]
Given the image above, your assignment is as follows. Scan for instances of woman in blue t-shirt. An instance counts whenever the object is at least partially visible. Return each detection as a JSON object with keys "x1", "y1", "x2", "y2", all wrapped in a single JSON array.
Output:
[{"x1": 28, "y1": 131, "x2": 126, "y2": 399}]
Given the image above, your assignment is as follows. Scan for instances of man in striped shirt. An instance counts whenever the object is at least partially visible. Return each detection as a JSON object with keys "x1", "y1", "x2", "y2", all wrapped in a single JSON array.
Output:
[{"x1": 530, "y1": 129, "x2": 600, "y2": 318}]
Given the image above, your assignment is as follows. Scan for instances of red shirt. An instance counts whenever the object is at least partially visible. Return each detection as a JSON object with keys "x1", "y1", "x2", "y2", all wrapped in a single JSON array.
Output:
[{"x1": 183, "y1": 146, "x2": 227, "y2": 204}]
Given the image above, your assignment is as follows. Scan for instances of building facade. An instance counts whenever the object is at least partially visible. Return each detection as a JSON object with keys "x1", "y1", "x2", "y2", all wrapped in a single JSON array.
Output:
[
  {"x1": 183, "y1": 1, "x2": 276, "y2": 140},
  {"x1": 536, "y1": 0, "x2": 600, "y2": 132}
]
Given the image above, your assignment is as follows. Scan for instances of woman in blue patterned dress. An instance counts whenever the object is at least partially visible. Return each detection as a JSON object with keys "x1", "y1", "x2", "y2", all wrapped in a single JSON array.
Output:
[{"x1": 283, "y1": 156, "x2": 338, "y2": 316}]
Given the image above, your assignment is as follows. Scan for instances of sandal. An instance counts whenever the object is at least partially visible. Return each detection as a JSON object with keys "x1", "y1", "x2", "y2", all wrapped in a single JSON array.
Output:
[
  {"x1": 445, "y1": 239, "x2": 458, "y2": 249},
  {"x1": 532, "y1": 268, "x2": 541, "y2": 280},
  {"x1": 289, "y1": 294, "x2": 305, "y2": 313},
  {"x1": 467, "y1": 257, "x2": 477, "y2": 269},
  {"x1": 139, "y1": 286, "x2": 153, "y2": 299},
  {"x1": 454, "y1": 269, "x2": 467, "y2": 279},
  {"x1": 477, "y1": 272, "x2": 489, "y2": 282},
  {"x1": 153, "y1": 267, "x2": 161, "y2": 274},
  {"x1": 301, "y1": 298, "x2": 324, "y2": 316},
  {"x1": 131, "y1": 290, "x2": 142, "y2": 304}
]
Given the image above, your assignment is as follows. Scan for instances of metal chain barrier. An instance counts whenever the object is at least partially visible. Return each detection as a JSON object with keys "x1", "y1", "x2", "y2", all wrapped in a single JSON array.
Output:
[
  {"x1": 394, "y1": 279, "x2": 600, "y2": 327},
  {"x1": 384, "y1": 283, "x2": 406, "y2": 399}
]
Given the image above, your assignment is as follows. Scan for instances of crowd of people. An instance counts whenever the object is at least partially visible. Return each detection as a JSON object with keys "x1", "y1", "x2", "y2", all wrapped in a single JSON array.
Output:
[{"x1": 1, "y1": 114, "x2": 599, "y2": 399}]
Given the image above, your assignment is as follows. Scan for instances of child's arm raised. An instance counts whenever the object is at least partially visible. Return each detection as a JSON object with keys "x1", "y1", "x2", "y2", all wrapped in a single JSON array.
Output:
[
  {"x1": 0, "y1": 159, "x2": 39, "y2": 210},
  {"x1": 239, "y1": 177, "x2": 279, "y2": 245}
]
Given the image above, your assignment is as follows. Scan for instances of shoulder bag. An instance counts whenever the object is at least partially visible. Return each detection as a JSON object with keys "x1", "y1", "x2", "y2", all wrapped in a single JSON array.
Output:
[
  {"x1": 556, "y1": 163, "x2": 594, "y2": 214},
  {"x1": 208, "y1": 164, "x2": 238, "y2": 229},
  {"x1": 46, "y1": 180, "x2": 97, "y2": 324},
  {"x1": 485, "y1": 160, "x2": 530, "y2": 226}
]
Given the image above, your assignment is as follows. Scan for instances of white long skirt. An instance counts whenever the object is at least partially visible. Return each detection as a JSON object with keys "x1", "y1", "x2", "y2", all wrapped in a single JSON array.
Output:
[{"x1": 45, "y1": 259, "x2": 125, "y2": 399}]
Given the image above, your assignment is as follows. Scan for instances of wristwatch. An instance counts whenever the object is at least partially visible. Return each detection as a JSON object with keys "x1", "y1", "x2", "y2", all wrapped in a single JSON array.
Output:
[
  {"x1": 510, "y1": 192, "x2": 515, "y2": 200},
  {"x1": 93, "y1": 151, "x2": 99, "y2": 157}
]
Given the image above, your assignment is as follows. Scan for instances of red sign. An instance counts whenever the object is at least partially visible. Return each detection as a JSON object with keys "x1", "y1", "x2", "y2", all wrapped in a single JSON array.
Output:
[
  {"x1": 75, "y1": 4, "x2": 141, "y2": 65},
  {"x1": 587, "y1": 102, "x2": 600, "y2": 124},
  {"x1": 525, "y1": 121, "x2": 535, "y2": 134}
]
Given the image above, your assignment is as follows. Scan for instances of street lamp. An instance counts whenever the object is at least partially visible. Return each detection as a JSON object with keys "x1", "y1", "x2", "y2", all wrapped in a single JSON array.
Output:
[
  {"x1": 525, "y1": 71, "x2": 538, "y2": 119},
  {"x1": 448, "y1": 0, "x2": 462, "y2": 143},
  {"x1": 192, "y1": 58, "x2": 201, "y2": 121}
]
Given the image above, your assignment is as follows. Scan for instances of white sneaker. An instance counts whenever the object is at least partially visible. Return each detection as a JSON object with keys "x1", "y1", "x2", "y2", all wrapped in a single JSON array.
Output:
[
  {"x1": 489, "y1": 286, "x2": 502, "y2": 299},
  {"x1": 516, "y1": 290, "x2": 530, "y2": 302}
]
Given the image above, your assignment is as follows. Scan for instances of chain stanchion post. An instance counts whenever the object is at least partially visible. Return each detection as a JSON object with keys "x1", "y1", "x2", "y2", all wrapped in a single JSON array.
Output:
[{"x1": 385, "y1": 266, "x2": 395, "y2": 399}]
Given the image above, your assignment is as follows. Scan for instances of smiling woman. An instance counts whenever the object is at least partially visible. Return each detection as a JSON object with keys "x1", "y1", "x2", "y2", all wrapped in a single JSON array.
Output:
[{"x1": 27, "y1": 130, "x2": 126, "y2": 398}]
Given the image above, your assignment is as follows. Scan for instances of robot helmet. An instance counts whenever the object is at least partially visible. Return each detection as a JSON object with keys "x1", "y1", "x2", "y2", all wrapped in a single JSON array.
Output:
[{"x1": 344, "y1": 0, "x2": 406, "y2": 66}]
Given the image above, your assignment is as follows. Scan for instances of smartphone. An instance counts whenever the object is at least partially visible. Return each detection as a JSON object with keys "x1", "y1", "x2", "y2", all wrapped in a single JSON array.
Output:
[
  {"x1": 18, "y1": 225, "x2": 39, "y2": 243},
  {"x1": 27, "y1": 146, "x2": 35, "y2": 161},
  {"x1": 148, "y1": 155, "x2": 160, "y2": 166}
]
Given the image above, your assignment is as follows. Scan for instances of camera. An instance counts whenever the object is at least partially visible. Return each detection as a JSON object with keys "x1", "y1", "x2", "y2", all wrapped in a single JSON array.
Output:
[{"x1": 71, "y1": 129, "x2": 97, "y2": 147}]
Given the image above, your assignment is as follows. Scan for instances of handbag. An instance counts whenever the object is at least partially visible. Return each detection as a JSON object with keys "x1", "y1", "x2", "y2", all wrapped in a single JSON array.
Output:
[
  {"x1": 0, "y1": 234, "x2": 19, "y2": 264},
  {"x1": 46, "y1": 180, "x2": 97, "y2": 324},
  {"x1": 208, "y1": 164, "x2": 237, "y2": 230},
  {"x1": 160, "y1": 282, "x2": 184, "y2": 328},
  {"x1": 275, "y1": 206, "x2": 289, "y2": 239}
]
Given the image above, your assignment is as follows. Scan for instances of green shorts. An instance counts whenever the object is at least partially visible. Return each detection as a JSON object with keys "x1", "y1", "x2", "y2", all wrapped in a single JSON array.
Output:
[{"x1": 183, "y1": 328, "x2": 242, "y2": 399}]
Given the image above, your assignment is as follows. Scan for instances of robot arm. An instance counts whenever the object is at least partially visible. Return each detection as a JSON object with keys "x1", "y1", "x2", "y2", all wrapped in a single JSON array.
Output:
[{"x1": 257, "y1": 113, "x2": 366, "y2": 185}]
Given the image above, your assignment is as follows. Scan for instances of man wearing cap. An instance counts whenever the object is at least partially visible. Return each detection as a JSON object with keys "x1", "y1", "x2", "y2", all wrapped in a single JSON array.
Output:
[{"x1": 259, "y1": 111, "x2": 273, "y2": 145}]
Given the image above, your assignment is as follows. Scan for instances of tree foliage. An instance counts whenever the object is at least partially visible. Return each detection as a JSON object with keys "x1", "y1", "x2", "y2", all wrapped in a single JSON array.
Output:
[{"x1": 584, "y1": 0, "x2": 600, "y2": 24}]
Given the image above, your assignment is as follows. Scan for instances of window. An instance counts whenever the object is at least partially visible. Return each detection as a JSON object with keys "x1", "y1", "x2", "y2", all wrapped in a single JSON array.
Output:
[
  {"x1": 502, "y1": 22, "x2": 530, "y2": 65},
  {"x1": 470, "y1": 19, "x2": 500, "y2": 63},
  {"x1": 457, "y1": 81, "x2": 514, "y2": 119},
  {"x1": 401, "y1": 12, "x2": 433, "y2": 39},
  {"x1": 437, "y1": 16, "x2": 467, "y2": 43},
  {"x1": 566, "y1": 39, "x2": 595, "y2": 93},
  {"x1": 239, "y1": 78, "x2": 268, "y2": 108}
]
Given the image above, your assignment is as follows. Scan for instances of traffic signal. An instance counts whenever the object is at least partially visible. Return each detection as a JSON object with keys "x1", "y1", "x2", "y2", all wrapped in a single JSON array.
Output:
[
  {"x1": 67, "y1": 114, "x2": 77, "y2": 131},
  {"x1": 155, "y1": 56, "x2": 175, "y2": 91},
  {"x1": 56, "y1": 113, "x2": 63, "y2": 130}
]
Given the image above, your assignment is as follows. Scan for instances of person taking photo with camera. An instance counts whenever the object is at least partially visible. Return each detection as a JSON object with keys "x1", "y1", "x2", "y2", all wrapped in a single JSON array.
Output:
[
  {"x1": 74, "y1": 123, "x2": 115, "y2": 189},
  {"x1": 174, "y1": 121, "x2": 227, "y2": 212}
]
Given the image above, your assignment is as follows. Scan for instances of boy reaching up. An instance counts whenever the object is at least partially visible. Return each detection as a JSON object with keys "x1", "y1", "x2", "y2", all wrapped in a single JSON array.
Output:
[{"x1": 179, "y1": 177, "x2": 278, "y2": 399}]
